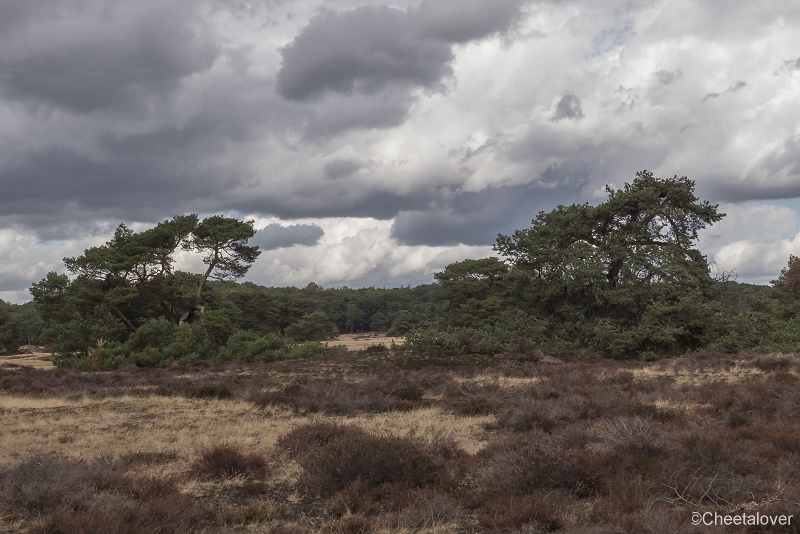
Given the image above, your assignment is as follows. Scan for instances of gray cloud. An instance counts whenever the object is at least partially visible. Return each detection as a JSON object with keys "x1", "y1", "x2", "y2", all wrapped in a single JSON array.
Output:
[
  {"x1": 323, "y1": 158, "x2": 364, "y2": 180},
  {"x1": 702, "y1": 80, "x2": 747, "y2": 102},
  {"x1": 414, "y1": 0, "x2": 525, "y2": 43},
  {"x1": 551, "y1": 93, "x2": 585, "y2": 122},
  {"x1": 236, "y1": 187, "x2": 434, "y2": 221},
  {"x1": 655, "y1": 69, "x2": 681, "y2": 85},
  {"x1": 276, "y1": 0, "x2": 526, "y2": 102},
  {"x1": 392, "y1": 179, "x2": 584, "y2": 246},
  {"x1": 707, "y1": 134, "x2": 800, "y2": 202},
  {"x1": 784, "y1": 57, "x2": 800, "y2": 70},
  {"x1": 0, "y1": 120, "x2": 239, "y2": 237},
  {"x1": 304, "y1": 92, "x2": 413, "y2": 138},
  {"x1": 253, "y1": 223, "x2": 324, "y2": 250},
  {"x1": 0, "y1": 0, "x2": 219, "y2": 113},
  {"x1": 276, "y1": 6, "x2": 454, "y2": 101}
]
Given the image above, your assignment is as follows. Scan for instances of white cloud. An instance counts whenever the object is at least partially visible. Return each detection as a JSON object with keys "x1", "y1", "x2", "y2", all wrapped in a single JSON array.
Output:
[
  {"x1": 698, "y1": 202, "x2": 800, "y2": 284},
  {"x1": 243, "y1": 217, "x2": 492, "y2": 288}
]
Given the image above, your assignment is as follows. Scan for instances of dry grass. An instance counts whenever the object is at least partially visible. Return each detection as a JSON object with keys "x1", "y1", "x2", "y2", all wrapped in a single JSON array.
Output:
[
  {"x1": 334, "y1": 333, "x2": 405, "y2": 351},
  {"x1": 0, "y1": 352, "x2": 53, "y2": 370},
  {"x1": 1, "y1": 349, "x2": 800, "y2": 532}
]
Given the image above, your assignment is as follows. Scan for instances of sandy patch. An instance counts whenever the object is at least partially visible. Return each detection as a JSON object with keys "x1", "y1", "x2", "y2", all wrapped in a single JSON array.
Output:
[{"x1": 0, "y1": 352, "x2": 53, "y2": 370}]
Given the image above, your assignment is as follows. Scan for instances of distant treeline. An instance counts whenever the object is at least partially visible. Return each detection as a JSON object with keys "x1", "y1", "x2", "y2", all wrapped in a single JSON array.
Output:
[{"x1": 10, "y1": 171, "x2": 800, "y2": 368}]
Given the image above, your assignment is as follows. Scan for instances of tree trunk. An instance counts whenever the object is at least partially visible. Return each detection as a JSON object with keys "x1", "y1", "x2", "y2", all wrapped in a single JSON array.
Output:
[
  {"x1": 161, "y1": 303, "x2": 179, "y2": 326},
  {"x1": 196, "y1": 255, "x2": 217, "y2": 298},
  {"x1": 108, "y1": 303, "x2": 137, "y2": 332}
]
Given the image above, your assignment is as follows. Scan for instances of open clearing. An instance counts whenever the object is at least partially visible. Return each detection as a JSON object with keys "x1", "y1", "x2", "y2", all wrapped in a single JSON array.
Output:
[
  {"x1": 329, "y1": 333, "x2": 405, "y2": 351},
  {"x1": 0, "y1": 352, "x2": 53, "y2": 370},
  {"x1": 1, "y1": 350, "x2": 799, "y2": 533}
]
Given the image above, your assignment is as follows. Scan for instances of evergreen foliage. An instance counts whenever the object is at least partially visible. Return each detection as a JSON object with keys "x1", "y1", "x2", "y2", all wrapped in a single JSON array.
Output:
[{"x1": 21, "y1": 172, "x2": 800, "y2": 366}]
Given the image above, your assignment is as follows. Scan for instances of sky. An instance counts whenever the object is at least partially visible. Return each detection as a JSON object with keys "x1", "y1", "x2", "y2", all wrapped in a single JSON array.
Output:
[{"x1": 1, "y1": 0, "x2": 800, "y2": 303}]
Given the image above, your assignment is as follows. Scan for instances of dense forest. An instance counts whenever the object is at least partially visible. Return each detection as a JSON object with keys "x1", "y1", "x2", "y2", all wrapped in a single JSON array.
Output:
[{"x1": 4, "y1": 171, "x2": 800, "y2": 369}]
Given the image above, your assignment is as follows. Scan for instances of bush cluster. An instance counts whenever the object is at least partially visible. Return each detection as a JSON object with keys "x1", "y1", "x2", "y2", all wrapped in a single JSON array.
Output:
[{"x1": 54, "y1": 312, "x2": 338, "y2": 370}]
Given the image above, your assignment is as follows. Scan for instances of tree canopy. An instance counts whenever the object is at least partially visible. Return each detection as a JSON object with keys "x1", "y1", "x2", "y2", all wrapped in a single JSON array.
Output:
[
  {"x1": 404, "y1": 171, "x2": 738, "y2": 358},
  {"x1": 24, "y1": 171, "x2": 800, "y2": 367}
]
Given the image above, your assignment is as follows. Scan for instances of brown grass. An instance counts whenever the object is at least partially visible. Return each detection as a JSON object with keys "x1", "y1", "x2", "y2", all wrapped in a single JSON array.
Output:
[{"x1": 1, "y1": 350, "x2": 800, "y2": 532}]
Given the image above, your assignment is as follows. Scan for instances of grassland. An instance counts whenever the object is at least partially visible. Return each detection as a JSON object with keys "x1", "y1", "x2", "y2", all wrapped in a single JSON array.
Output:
[{"x1": 1, "y1": 348, "x2": 799, "y2": 533}]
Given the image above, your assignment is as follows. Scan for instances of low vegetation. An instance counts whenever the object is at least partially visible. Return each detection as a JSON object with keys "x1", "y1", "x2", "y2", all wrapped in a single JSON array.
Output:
[{"x1": 1, "y1": 348, "x2": 799, "y2": 532}]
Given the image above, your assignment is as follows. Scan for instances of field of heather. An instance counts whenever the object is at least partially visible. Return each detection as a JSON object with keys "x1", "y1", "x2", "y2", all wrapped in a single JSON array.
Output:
[{"x1": 1, "y1": 349, "x2": 799, "y2": 533}]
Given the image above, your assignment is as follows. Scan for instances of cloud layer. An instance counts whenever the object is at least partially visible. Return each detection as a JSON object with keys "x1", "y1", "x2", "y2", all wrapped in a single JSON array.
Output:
[{"x1": 1, "y1": 0, "x2": 800, "y2": 301}]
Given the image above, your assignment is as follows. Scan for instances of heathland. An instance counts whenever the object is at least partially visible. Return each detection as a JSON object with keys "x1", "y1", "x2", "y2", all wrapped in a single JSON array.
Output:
[{"x1": 1, "y1": 347, "x2": 799, "y2": 533}]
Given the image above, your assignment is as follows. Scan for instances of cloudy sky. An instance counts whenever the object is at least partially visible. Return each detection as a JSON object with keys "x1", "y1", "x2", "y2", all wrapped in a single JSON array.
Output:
[{"x1": 1, "y1": 0, "x2": 799, "y2": 302}]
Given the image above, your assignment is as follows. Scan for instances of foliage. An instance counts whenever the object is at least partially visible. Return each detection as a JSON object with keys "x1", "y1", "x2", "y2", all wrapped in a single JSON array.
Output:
[
  {"x1": 21, "y1": 173, "x2": 800, "y2": 364},
  {"x1": 386, "y1": 309, "x2": 414, "y2": 336},
  {"x1": 487, "y1": 171, "x2": 725, "y2": 357},
  {"x1": 184, "y1": 215, "x2": 261, "y2": 300},
  {"x1": 284, "y1": 311, "x2": 339, "y2": 342},
  {"x1": 0, "y1": 300, "x2": 43, "y2": 352}
]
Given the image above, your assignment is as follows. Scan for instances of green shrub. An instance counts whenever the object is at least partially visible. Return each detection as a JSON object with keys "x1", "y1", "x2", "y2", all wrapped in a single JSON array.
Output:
[
  {"x1": 224, "y1": 331, "x2": 286, "y2": 362},
  {"x1": 387, "y1": 310, "x2": 414, "y2": 337},
  {"x1": 285, "y1": 311, "x2": 339, "y2": 342}
]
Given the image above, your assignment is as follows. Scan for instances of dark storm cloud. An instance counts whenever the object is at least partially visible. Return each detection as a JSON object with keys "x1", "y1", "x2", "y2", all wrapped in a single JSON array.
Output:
[
  {"x1": 276, "y1": 6, "x2": 454, "y2": 101},
  {"x1": 253, "y1": 223, "x2": 324, "y2": 250},
  {"x1": 236, "y1": 186, "x2": 434, "y2": 221},
  {"x1": 323, "y1": 158, "x2": 364, "y2": 180},
  {"x1": 0, "y1": 120, "x2": 236, "y2": 238},
  {"x1": 0, "y1": 0, "x2": 219, "y2": 113},
  {"x1": 276, "y1": 0, "x2": 526, "y2": 102},
  {"x1": 304, "y1": 92, "x2": 412, "y2": 138},
  {"x1": 551, "y1": 92, "x2": 585, "y2": 121},
  {"x1": 391, "y1": 180, "x2": 584, "y2": 246}
]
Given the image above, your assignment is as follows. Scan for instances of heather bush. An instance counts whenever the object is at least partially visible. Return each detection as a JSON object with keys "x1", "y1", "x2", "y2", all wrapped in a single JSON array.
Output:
[
  {"x1": 588, "y1": 416, "x2": 663, "y2": 454},
  {"x1": 480, "y1": 434, "x2": 600, "y2": 497},
  {"x1": 254, "y1": 374, "x2": 428, "y2": 415},
  {"x1": 184, "y1": 383, "x2": 232, "y2": 399},
  {"x1": 282, "y1": 423, "x2": 450, "y2": 496},
  {"x1": 392, "y1": 491, "x2": 464, "y2": 529},
  {"x1": 188, "y1": 444, "x2": 269, "y2": 480},
  {"x1": 30, "y1": 495, "x2": 207, "y2": 534},
  {"x1": 457, "y1": 397, "x2": 493, "y2": 416},
  {"x1": 325, "y1": 481, "x2": 380, "y2": 517},
  {"x1": 299, "y1": 433, "x2": 442, "y2": 494},
  {"x1": 0, "y1": 452, "x2": 102, "y2": 515},
  {"x1": 496, "y1": 401, "x2": 558, "y2": 433},
  {"x1": 319, "y1": 515, "x2": 375, "y2": 534},
  {"x1": 276, "y1": 422, "x2": 371, "y2": 460},
  {"x1": 474, "y1": 493, "x2": 562, "y2": 532}
]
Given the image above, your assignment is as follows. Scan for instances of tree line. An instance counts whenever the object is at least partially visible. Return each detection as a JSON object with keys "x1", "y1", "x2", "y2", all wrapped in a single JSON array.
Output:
[{"x1": 6, "y1": 170, "x2": 800, "y2": 368}]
